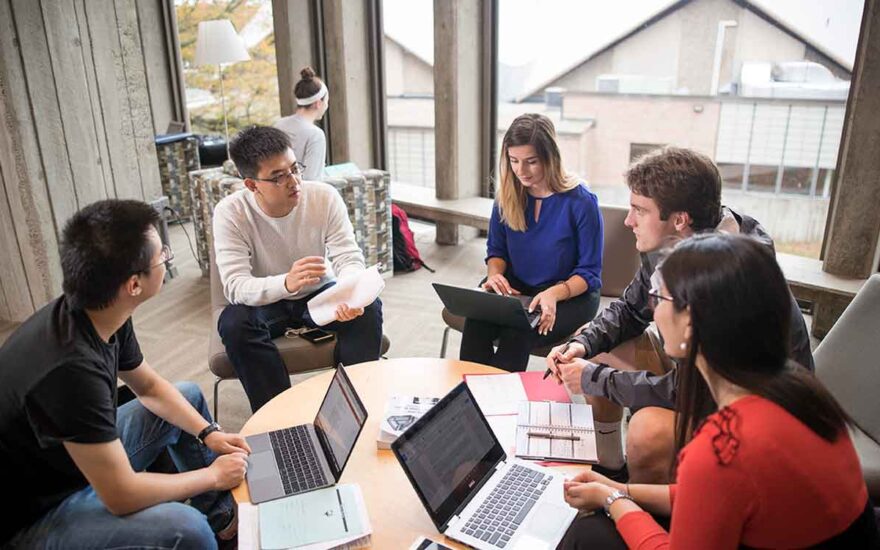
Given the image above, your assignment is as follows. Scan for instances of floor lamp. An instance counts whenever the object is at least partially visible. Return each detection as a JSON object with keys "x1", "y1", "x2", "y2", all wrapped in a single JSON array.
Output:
[{"x1": 194, "y1": 19, "x2": 250, "y2": 159}]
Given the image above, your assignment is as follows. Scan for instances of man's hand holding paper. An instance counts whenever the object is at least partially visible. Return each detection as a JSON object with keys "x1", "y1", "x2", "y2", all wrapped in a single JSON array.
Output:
[{"x1": 308, "y1": 265, "x2": 385, "y2": 326}]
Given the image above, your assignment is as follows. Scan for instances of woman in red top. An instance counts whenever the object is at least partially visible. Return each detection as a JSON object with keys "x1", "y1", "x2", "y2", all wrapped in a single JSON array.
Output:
[{"x1": 559, "y1": 234, "x2": 877, "y2": 549}]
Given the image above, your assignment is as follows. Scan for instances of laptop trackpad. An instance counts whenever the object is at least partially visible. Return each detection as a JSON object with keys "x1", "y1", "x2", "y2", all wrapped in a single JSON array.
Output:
[
  {"x1": 247, "y1": 451, "x2": 278, "y2": 480},
  {"x1": 514, "y1": 502, "x2": 570, "y2": 548}
]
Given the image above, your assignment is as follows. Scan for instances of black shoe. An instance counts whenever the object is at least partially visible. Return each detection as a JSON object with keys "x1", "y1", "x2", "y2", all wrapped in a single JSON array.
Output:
[{"x1": 591, "y1": 463, "x2": 629, "y2": 483}]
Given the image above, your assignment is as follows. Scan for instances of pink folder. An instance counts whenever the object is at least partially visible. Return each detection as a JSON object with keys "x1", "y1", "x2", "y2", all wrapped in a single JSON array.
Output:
[{"x1": 463, "y1": 371, "x2": 571, "y2": 404}]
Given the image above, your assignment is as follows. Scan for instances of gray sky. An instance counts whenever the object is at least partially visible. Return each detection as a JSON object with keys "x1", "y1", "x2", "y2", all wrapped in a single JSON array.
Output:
[{"x1": 383, "y1": 0, "x2": 862, "y2": 69}]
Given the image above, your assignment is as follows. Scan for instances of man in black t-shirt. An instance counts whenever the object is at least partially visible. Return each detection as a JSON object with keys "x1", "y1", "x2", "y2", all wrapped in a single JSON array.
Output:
[{"x1": 0, "y1": 200, "x2": 251, "y2": 549}]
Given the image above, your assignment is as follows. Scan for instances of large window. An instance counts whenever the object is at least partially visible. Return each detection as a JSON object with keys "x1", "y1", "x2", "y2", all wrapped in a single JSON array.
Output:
[
  {"x1": 382, "y1": 0, "x2": 435, "y2": 188},
  {"x1": 494, "y1": 0, "x2": 862, "y2": 258},
  {"x1": 176, "y1": 1, "x2": 280, "y2": 141}
]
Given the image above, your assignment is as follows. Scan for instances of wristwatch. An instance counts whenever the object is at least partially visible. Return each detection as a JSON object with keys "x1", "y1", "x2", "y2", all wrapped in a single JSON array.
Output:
[
  {"x1": 604, "y1": 489, "x2": 634, "y2": 518},
  {"x1": 197, "y1": 422, "x2": 222, "y2": 445}
]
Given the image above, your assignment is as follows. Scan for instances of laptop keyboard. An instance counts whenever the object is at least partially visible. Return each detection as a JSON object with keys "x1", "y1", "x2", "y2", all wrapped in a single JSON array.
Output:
[
  {"x1": 269, "y1": 425, "x2": 329, "y2": 495},
  {"x1": 462, "y1": 464, "x2": 550, "y2": 548}
]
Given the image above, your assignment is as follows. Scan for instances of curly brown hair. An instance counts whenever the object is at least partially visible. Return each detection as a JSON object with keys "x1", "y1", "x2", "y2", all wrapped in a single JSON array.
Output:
[{"x1": 626, "y1": 147, "x2": 722, "y2": 231}]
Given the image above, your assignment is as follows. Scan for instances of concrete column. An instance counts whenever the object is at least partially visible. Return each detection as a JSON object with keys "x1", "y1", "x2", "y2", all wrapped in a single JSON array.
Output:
[
  {"x1": 272, "y1": 0, "x2": 318, "y2": 118},
  {"x1": 322, "y1": 0, "x2": 377, "y2": 168},
  {"x1": 824, "y1": 0, "x2": 880, "y2": 277},
  {"x1": 434, "y1": 0, "x2": 483, "y2": 244}
]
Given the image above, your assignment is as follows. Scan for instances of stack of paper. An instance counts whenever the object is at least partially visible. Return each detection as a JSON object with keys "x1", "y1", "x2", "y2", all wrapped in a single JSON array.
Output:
[
  {"x1": 238, "y1": 484, "x2": 371, "y2": 550},
  {"x1": 307, "y1": 266, "x2": 385, "y2": 327}
]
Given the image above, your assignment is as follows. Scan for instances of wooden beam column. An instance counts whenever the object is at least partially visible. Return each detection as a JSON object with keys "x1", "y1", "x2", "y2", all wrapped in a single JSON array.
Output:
[{"x1": 434, "y1": 0, "x2": 483, "y2": 244}]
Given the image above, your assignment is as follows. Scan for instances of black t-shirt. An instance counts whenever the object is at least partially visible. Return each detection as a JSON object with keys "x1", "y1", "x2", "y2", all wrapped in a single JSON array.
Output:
[{"x1": 0, "y1": 296, "x2": 143, "y2": 543}]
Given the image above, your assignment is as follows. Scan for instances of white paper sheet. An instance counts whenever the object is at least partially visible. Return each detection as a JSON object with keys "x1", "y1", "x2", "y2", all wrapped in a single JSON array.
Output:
[
  {"x1": 464, "y1": 373, "x2": 527, "y2": 416},
  {"x1": 307, "y1": 266, "x2": 385, "y2": 327},
  {"x1": 237, "y1": 485, "x2": 372, "y2": 550},
  {"x1": 238, "y1": 503, "x2": 260, "y2": 550},
  {"x1": 486, "y1": 414, "x2": 518, "y2": 456}
]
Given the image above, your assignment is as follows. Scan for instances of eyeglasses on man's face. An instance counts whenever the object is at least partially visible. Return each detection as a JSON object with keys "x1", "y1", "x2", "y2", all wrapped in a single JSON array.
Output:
[
  {"x1": 146, "y1": 244, "x2": 174, "y2": 271},
  {"x1": 252, "y1": 162, "x2": 306, "y2": 186},
  {"x1": 647, "y1": 287, "x2": 675, "y2": 309}
]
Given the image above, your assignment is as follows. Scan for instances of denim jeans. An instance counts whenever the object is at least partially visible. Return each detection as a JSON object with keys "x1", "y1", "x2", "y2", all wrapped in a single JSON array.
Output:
[
  {"x1": 6, "y1": 382, "x2": 232, "y2": 550},
  {"x1": 218, "y1": 284, "x2": 384, "y2": 412}
]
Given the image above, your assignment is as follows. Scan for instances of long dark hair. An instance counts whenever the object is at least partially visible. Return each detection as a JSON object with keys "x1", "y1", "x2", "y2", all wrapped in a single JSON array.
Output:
[{"x1": 660, "y1": 234, "x2": 850, "y2": 465}]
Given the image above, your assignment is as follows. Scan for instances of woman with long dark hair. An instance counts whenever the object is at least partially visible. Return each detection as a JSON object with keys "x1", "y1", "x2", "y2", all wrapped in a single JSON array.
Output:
[
  {"x1": 458, "y1": 113, "x2": 603, "y2": 372},
  {"x1": 560, "y1": 233, "x2": 876, "y2": 549}
]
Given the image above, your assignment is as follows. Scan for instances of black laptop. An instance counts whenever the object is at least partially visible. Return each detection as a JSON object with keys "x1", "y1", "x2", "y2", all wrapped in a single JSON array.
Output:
[{"x1": 432, "y1": 283, "x2": 541, "y2": 331}]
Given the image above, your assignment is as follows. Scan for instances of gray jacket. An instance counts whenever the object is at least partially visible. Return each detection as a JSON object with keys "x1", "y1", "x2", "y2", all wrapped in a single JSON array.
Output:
[{"x1": 571, "y1": 207, "x2": 815, "y2": 409}]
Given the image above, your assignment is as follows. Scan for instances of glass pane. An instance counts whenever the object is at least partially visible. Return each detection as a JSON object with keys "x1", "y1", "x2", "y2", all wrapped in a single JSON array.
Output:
[
  {"x1": 493, "y1": 1, "x2": 862, "y2": 258},
  {"x1": 718, "y1": 163, "x2": 745, "y2": 189},
  {"x1": 383, "y1": 0, "x2": 435, "y2": 188},
  {"x1": 176, "y1": 0, "x2": 280, "y2": 156},
  {"x1": 780, "y1": 167, "x2": 813, "y2": 195},
  {"x1": 747, "y1": 165, "x2": 779, "y2": 193}
]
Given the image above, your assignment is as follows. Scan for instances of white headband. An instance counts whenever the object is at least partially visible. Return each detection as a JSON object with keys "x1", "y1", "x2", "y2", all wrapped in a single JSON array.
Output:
[{"x1": 296, "y1": 82, "x2": 328, "y2": 106}]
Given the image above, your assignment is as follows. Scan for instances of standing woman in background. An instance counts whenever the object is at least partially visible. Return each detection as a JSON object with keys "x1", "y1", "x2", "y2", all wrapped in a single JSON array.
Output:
[
  {"x1": 274, "y1": 66, "x2": 328, "y2": 181},
  {"x1": 459, "y1": 113, "x2": 603, "y2": 372}
]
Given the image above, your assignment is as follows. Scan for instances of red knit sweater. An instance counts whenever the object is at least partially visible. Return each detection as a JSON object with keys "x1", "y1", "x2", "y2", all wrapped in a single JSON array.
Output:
[{"x1": 617, "y1": 395, "x2": 868, "y2": 550}]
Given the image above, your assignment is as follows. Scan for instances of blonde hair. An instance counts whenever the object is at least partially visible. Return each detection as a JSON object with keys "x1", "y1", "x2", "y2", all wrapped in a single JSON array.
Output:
[{"x1": 496, "y1": 113, "x2": 576, "y2": 231}]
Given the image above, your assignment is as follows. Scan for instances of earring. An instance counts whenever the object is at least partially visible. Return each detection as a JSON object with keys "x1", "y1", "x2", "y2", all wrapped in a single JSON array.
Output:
[{"x1": 679, "y1": 342, "x2": 687, "y2": 351}]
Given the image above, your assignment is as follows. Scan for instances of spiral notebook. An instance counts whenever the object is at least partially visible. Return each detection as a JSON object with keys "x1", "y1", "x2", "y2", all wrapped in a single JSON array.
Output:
[{"x1": 515, "y1": 401, "x2": 598, "y2": 464}]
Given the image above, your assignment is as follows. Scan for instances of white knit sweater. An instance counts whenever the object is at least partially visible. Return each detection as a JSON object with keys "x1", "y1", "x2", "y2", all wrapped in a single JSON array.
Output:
[{"x1": 212, "y1": 182, "x2": 364, "y2": 306}]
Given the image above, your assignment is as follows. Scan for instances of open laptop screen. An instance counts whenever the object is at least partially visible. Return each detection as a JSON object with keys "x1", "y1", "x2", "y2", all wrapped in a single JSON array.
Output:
[
  {"x1": 314, "y1": 367, "x2": 368, "y2": 480},
  {"x1": 393, "y1": 382, "x2": 505, "y2": 530}
]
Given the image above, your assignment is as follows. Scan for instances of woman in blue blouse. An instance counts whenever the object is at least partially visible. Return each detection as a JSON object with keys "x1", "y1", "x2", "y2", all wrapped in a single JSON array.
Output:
[{"x1": 460, "y1": 113, "x2": 603, "y2": 372}]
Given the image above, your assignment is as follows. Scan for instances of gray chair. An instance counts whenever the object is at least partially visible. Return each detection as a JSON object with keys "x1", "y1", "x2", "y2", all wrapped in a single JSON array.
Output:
[
  {"x1": 813, "y1": 273, "x2": 880, "y2": 500},
  {"x1": 439, "y1": 204, "x2": 640, "y2": 358},
  {"x1": 208, "y1": 249, "x2": 390, "y2": 420}
]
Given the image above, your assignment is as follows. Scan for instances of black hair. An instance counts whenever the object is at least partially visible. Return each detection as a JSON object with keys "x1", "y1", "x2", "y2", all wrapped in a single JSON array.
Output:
[
  {"x1": 229, "y1": 125, "x2": 292, "y2": 179},
  {"x1": 660, "y1": 234, "x2": 850, "y2": 466},
  {"x1": 60, "y1": 199, "x2": 160, "y2": 310}
]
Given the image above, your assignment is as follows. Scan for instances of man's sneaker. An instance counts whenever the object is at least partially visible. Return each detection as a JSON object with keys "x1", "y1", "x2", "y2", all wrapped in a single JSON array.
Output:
[{"x1": 591, "y1": 463, "x2": 629, "y2": 483}]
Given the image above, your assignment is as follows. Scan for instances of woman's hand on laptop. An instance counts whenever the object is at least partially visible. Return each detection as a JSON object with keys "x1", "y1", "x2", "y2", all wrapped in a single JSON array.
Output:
[
  {"x1": 563, "y1": 479, "x2": 615, "y2": 512},
  {"x1": 529, "y1": 291, "x2": 557, "y2": 336},
  {"x1": 482, "y1": 273, "x2": 519, "y2": 296}
]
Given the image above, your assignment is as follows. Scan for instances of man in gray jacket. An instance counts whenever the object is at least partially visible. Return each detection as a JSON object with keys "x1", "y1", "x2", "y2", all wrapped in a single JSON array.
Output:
[{"x1": 547, "y1": 147, "x2": 813, "y2": 483}]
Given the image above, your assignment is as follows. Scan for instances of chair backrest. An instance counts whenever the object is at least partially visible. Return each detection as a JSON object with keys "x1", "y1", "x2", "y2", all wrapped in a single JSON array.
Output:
[
  {"x1": 599, "y1": 204, "x2": 639, "y2": 298},
  {"x1": 813, "y1": 274, "x2": 880, "y2": 443},
  {"x1": 209, "y1": 246, "x2": 229, "y2": 310}
]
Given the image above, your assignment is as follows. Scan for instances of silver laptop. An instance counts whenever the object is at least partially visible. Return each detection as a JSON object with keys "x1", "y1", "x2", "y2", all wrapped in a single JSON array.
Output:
[
  {"x1": 245, "y1": 366, "x2": 368, "y2": 504},
  {"x1": 393, "y1": 383, "x2": 576, "y2": 550}
]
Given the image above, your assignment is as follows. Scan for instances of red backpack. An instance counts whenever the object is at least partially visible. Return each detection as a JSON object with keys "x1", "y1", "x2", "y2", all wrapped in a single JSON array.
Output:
[{"x1": 391, "y1": 204, "x2": 434, "y2": 273}]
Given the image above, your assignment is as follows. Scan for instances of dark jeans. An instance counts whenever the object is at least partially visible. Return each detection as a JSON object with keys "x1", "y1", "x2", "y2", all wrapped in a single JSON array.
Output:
[
  {"x1": 218, "y1": 283, "x2": 384, "y2": 412},
  {"x1": 460, "y1": 277, "x2": 601, "y2": 372},
  {"x1": 557, "y1": 511, "x2": 628, "y2": 550},
  {"x1": 6, "y1": 382, "x2": 230, "y2": 550}
]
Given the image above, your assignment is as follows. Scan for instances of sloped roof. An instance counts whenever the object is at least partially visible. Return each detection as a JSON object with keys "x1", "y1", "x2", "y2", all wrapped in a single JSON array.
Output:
[{"x1": 514, "y1": 0, "x2": 854, "y2": 102}]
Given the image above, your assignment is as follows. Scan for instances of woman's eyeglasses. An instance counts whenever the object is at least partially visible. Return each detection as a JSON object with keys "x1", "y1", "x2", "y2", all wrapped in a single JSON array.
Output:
[
  {"x1": 647, "y1": 287, "x2": 675, "y2": 309},
  {"x1": 251, "y1": 162, "x2": 306, "y2": 186}
]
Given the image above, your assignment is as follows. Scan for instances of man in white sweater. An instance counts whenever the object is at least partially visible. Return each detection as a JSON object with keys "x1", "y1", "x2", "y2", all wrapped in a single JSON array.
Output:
[{"x1": 213, "y1": 126, "x2": 383, "y2": 412}]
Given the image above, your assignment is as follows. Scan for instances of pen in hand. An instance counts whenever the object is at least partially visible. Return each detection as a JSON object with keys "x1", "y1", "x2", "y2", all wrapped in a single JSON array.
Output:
[{"x1": 543, "y1": 343, "x2": 570, "y2": 380}]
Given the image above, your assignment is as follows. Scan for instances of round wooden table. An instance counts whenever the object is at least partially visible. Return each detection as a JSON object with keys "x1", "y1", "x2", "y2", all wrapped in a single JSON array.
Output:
[{"x1": 232, "y1": 358, "x2": 583, "y2": 549}]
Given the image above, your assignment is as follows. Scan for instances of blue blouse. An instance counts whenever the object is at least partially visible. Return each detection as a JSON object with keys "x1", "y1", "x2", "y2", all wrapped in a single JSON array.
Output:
[{"x1": 486, "y1": 183, "x2": 603, "y2": 292}]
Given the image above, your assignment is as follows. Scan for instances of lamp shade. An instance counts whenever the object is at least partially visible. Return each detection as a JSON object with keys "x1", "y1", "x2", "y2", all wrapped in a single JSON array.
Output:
[{"x1": 194, "y1": 19, "x2": 250, "y2": 66}]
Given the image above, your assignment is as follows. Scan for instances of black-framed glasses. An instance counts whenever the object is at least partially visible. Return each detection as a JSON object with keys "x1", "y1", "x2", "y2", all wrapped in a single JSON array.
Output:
[
  {"x1": 647, "y1": 287, "x2": 674, "y2": 309},
  {"x1": 251, "y1": 162, "x2": 306, "y2": 186},
  {"x1": 146, "y1": 244, "x2": 174, "y2": 271}
]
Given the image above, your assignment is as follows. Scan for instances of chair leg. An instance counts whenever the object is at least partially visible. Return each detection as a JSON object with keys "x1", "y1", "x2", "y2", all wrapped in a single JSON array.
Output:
[
  {"x1": 440, "y1": 326, "x2": 451, "y2": 358},
  {"x1": 213, "y1": 377, "x2": 222, "y2": 422}
]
